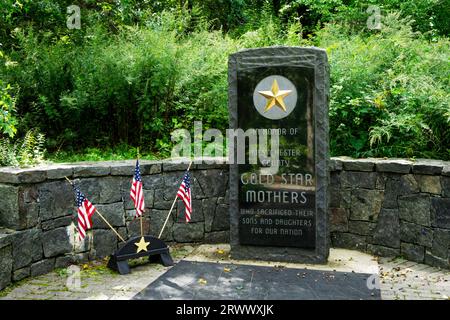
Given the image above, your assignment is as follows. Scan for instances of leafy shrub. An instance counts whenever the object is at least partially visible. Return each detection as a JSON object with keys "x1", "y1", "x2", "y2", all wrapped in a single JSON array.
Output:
[
  {"x1": 0, "y1": 7, "x2": 448, "y2": 162},
  {"x1": 0, "y1": 129, "x2": 46, "y2": 167},
  {"x1": 316, "y1": 13, "x2": 449, "y2": 159},
  {"x1": 0, "y1": 78, "x2": 17, "y2": 138}
]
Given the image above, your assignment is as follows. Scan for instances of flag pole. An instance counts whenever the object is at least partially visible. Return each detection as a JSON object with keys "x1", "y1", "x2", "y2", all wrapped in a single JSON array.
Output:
[
  {"x1": 137, "y1": 147, "x2": 144, "y2": 238},
  {"x1": 64, "y1": 176, "x2": 126, "y2": 243},
  {"x1": 157, "y1": 160, "x2": 193, "y2": 239}
]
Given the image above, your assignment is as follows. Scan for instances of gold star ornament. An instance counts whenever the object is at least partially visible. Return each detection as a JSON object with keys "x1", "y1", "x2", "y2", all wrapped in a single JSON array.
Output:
[
  {"x1": 135, "y1": 237, "x2": 150, "y2": 253},
  {"x1": 258, "y1": 79, "x2": 292, "y2": 112}
]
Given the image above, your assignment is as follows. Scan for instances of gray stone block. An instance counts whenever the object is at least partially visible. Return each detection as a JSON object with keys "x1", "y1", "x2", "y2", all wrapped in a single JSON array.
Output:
[
  {"x1": 329, "y1": 158, "x2": 343, "y2": 171},
  {"x1": 205, "y1": 231, "x2": 230, "y2": 244},
  {"x1": 203, "y1": 198, "x2": 217, "y2": 233},
  {"x1": 92, "y1": 202, "x2": 125, "y2": 228},
  {"x1": 212, "y1": 204, "x2": 229, "y2": 231},
  {"x1": 55, "y1": 256, "x2": 75, "y2": 269},
  {"x1": 0, "y1": 245, "x2": 12, "y2": 290},
  {"x1": 401, "y1": 243, "x2": 424, "y2": 263},
  {"x1": 442, "y1": 177, "x2": 450, "y2": 197},
  {"x1": 329, "y1": 185, "x2": 341, "y2": 208},
  {"x1": 172, "y1": 223, "x2": 204, "y2": 242},
  {"x1": 13, "y1": 266, "x2": 30, "y2": 282},
  {"x1": 162, "y1": 161, "x2": 192, "y2": 172},
  {"x1": 176, "y1": 199, "x2": 203, "y2": 223},
  {"x1": 0, "y1": 184, "x2": 39, "y2": 229},
  {"x1": 126, "y1": 218, "x2": 150, "y2": 238},
  {"x1": 153, "y1": 189, "x2": 174, "y2": 210},
  {"x1": 110, "y1": 162, "x2": 135, "y2": 176},
  {"x1": 367, "y1": 244, "x2": 400, "y2": 257},
  {"x1": 92, "y1": 229, "x2": 118, "y2": 258},
  {"x1": 30, "y1": 259, "x2": 55, "y2": 277},
  {"x1": 195, "y1": 170, "x2": 228, "y2": 198},
  {"x1": 431, "y1": 198, "x2": 450, "y2": 229},
  {"x1": 350, "y1": 189, "x2": 383, "y2": 222},
  {"x1": 73, "y1": 163, "x2": 110, "y2": 177},
  {"x1": 342, "y1": 159, "x2": 375, "y2": 172},
  {"x1": 46, "y1": 166, "x2": 74, "y2": 180},
  {"x1": 77, "y1": 176, "x2": 123, "y2": 204},
  {"x1": 42, "y1": 227, "x2": 72, "y2": 258},
  {"x1": 375, "y1": 173, "x2": 388, "y2": 190},
  {"x1": 195, "y1": 159, "x2": 228, "y2": 170},
  {"x1": 431, "y1": 229, "x2": 450, "y2": 259},
  {"x1": 424, "y1": 251, "x2": 449, "y2": 269},
  {"x1": 348, "y1": 221, "x2": 375, "y2": 236},
  {"x1": 376, "y1": 160, "x2": 412, "y2": 173},
  {"x1": 149, "y1": 209, "x2": 174, "y2": 242},
  {"x1": 141, "y1": 174, "x2": 164, "y2": 188},
  {"x1": 398, "y1": 194, "x2": 431, "y2": 226},
  {"x1": 331, "y1": 233, "x2": 366, "y2": 251},
  {"x1": 11, "y1": 229, "x2": 42, "y2": 269},
  {"x1": 145, "y1": 163, "x2": 162, "y2": 175},
  {"x1": 372, "y1": 209, "x2": 400, "y2": 248},
  {"x1": 412, "y1": 159, "x2": 445, "y2": 175},
  {"x1": 443, "y1": 166, "x2": 450, "y2": 177},
  {"x1": 415, "y1": 175, "x2": 441, "y2": 194},
  {"x1": 329, "y1": 208, "x2": 349, "y2": 232},
  {"x1": 383, "y1": 175, "x2": 419, "y2": 209},
  {"x1": 217, "y1": 190, "x2": 230, "y2": 205},
  {"x1": 39, "y1": 181, "x2": 75, "y2": 221},
  {"x1": 41, "y1": 216, "x2": 73, "y2": 231},
  {"x1": 0, "y1": 168, "x2": 46, "y2": 184},
  {"x1": 0, "y1": 184, "x2": 20, "y2": 229},
  {"x1": 340, "y1": 189, "x2": 352, "y2": 209},
  {"x1": 400, "y1": 222, "x2": 433, "y2": 247},
  {"x1": 341, "y1": 171, "x2": 377, "y2": 189}
]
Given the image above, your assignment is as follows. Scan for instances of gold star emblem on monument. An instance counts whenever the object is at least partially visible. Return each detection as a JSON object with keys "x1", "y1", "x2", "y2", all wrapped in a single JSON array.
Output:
[
  {"x1": 258, "y1": 79, "x2": 292, "y2": 112},
  {"x1": 135, "y1": 237, "x2": 150, "y2": 253}
]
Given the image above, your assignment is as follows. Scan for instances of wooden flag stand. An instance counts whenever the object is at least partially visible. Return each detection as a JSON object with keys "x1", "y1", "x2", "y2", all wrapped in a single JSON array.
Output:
[
  {"x1": 108, "y1": 158, "x2": 194, "y2": 275},
  {"x1": 65, "y1": 175, "x2": 173, "y2": 275},
  {"x1": 66, "y1": 159, "x2": 193, "y2": 275}
]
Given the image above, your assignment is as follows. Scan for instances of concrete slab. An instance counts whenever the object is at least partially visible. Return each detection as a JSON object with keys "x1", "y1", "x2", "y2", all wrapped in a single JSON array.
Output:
[{"x1": 133, "y1": 260, "x2": 380, "y2": 300}]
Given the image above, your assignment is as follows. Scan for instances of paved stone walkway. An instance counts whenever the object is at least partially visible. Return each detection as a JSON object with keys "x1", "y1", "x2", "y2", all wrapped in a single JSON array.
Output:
[{"x1": 1, "y1": 245, "x2": 449, "y2": 300}]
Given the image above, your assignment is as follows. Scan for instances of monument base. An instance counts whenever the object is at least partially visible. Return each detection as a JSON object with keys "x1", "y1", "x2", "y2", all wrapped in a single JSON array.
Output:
[
  {"x1": 230, "y1": 244, "x2": 328, "y2": 264},
  {"x1": 107, "y1": 235, "x2": 174, "y2": 275}
]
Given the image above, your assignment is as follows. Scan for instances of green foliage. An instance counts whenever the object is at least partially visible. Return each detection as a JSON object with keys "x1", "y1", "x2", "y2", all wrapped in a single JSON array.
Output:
[
  {"x1": 49, "y1": 143, "x2": 159, "y2": 163},
  {"x1": 0, "y1": 2, "x2": 448, "y2": 165},
  {"x1": 316, "y1": 13, "x2": 449, "y2": 159},
  {"x1": 0, "y1": 78, "x2": 18, "y2": 138},
  {"x1": 0, "y1": 129, "x2": 46, "y2": 166}
]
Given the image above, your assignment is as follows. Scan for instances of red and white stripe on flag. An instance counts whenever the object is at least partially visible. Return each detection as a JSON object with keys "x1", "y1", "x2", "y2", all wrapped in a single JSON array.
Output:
[
  {"x1": 177, "y1": 173, "x2": 192, "y2": 222},
  {"x1": 130, "y1": 160, "x2": 145, "y2": 218},
  {"x1": 75, "y1": 189, "x2": 96, "y2": 241}
]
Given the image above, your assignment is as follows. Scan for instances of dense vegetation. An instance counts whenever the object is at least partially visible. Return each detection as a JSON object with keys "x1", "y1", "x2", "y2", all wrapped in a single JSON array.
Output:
[{"x1": 0, "y1": 0, "x2": 449, "y2": 165}]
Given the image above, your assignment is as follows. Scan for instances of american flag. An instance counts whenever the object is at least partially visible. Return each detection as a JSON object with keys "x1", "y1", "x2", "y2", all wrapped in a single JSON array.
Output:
[
  {"x1": 130, "y1": 159, "x2": 145, "y2": 218},
  {"x1": 75, "y1": 188, "x2": 96, "y2": 241},
  {"x1": 177, "y1": 172, "x2": 192, "y2": 223}
]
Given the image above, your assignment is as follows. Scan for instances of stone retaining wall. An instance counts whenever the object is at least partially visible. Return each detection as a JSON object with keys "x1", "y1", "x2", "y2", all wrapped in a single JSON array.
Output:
[
  {"x1": 0, "y1": 160, "x2": 229, "y2": 290},
  {"x1": 329, "y1": 157, "x2": 450, "y2": 269},
  {"x1": 0, "y1": 157, "x2": 449, "y2": 290}
]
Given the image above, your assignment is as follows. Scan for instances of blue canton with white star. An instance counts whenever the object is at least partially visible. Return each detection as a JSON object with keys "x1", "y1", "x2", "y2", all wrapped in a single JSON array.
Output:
[
  {"x1": 134, "y1": 160, "x2": 142, "y2": 182},
  {"x1": 183, "y1": 173, "x2": 191, "y2": 191},
  {"x1": 75, "y1": 188, "x2": 86, "y2": 207}
]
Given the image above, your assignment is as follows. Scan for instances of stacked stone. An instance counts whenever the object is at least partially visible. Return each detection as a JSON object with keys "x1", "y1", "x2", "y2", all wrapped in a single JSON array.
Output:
[
  {"x1": 1, "y1": 157, "x2": 448, "y2": 291},
  {"x1": 330, "y1": 158, "x2": 450, "y2": 269},
  {"x1": 0, "y1": 160, "x2": 230, "y2": 290}
]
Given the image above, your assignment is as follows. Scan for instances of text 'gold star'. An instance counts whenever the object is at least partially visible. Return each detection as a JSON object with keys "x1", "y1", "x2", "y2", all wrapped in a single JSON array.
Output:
[
  {"x1": 258, "y1": 79, "x2": 292, "y2": 112},
  {"x1": 135, "y1": 237, "x2": 150, "y2": 253}
]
